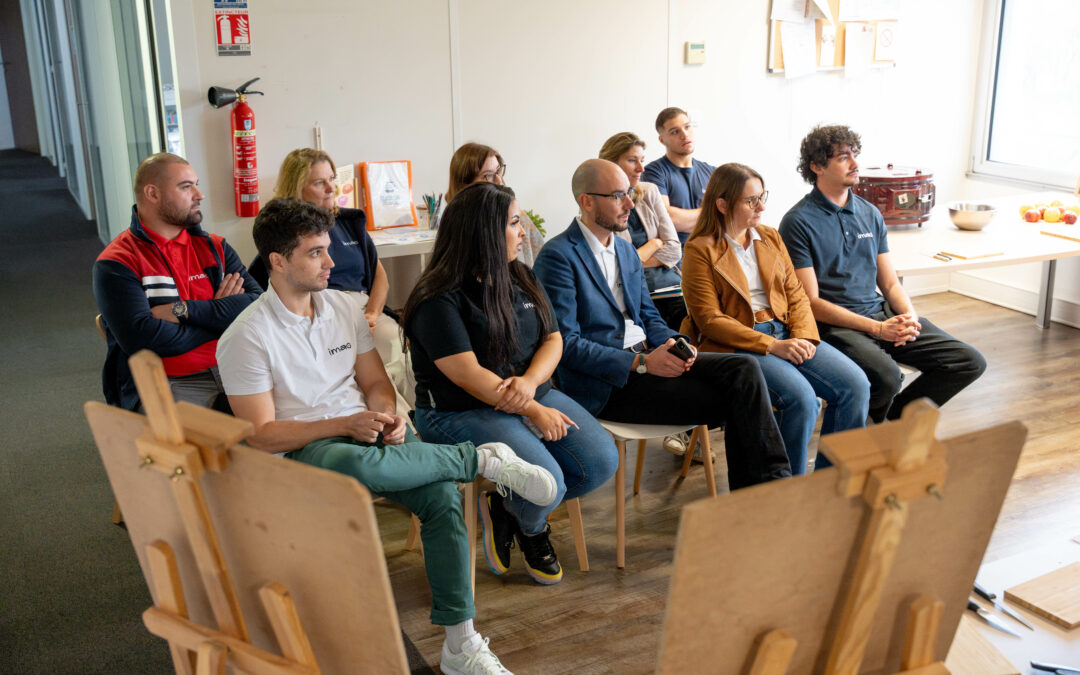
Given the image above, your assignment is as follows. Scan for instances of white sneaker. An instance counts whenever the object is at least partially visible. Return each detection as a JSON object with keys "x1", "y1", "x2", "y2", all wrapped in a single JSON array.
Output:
[
  {"x1": 477, "y1": 442, "x2": 557, "y2": 507},
  {"x1": 663, "y1": 432, "x2": 689, "y2": 456},
  {"x1": 440, "y1": 635, "x2": 513, "y2": 675}
]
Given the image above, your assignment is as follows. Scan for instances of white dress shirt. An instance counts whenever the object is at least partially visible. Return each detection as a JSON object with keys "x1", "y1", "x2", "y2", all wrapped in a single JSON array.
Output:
[
  {"x1": 577, "y1": 219, "x2": 648, "y2": 348},
  {"x1": 724, "y1": 228, "x2": 772, "y2": 313}
]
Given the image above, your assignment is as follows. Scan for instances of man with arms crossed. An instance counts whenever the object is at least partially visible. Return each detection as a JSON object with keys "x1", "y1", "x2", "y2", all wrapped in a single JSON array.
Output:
[
  {"x1": 779, "y1": 125, "x2": 986, "y2": 423},
  {"x1": 533, "y1": 160, "x2": 790, "y2": 491},
  {"x1": 93, "y1": 153, "x2": 260, "y2": 411},
  {"x1": 217, "y1": 198, "x2": 557, "y2": 675},
  {"x1": 642, "y1": 107, "x2": 717, "y2": 247}
]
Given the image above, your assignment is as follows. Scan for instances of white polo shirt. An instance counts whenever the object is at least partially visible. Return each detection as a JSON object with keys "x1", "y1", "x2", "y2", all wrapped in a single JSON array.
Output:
[
  {"x1": 577, "y1": 218, "x2": 648, "y2": 348},
  {"x1": 216, "y1": 284, "x2": 376, "y2": 423}
]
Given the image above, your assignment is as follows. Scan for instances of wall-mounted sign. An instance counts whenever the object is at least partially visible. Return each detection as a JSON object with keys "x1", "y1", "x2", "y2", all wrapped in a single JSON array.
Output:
[{"x1": 214, "y1": 0, "x2": 251, "y2": 57}]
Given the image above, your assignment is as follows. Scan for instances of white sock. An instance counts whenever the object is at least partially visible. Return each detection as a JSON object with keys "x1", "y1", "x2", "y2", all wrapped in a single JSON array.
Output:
[
  {"x1": 445, "y1": 619, "x2": 478, "y2": 654},
  {"x1": 475, "y1": 445, "x2": 501, "y2": 479}
]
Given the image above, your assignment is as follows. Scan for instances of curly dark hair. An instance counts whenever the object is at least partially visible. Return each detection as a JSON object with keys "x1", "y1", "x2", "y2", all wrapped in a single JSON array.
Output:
[{"x1": 797, "y1": 125, "x2": 862, "y2": 184}]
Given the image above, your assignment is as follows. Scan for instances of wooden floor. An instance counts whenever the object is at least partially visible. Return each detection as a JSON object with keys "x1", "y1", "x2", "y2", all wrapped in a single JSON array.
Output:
[{"x1": 375, "y1": 292, "x2": 1080, "y2": 674}]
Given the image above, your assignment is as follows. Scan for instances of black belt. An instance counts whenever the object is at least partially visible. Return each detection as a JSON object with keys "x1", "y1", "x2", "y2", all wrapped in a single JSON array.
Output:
[{"x1": 626, "y1": 340, "x2": 648, "y2": 354}]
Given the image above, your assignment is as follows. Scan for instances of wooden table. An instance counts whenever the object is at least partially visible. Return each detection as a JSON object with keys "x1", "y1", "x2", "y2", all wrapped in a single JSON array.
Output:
[{"x1": 888, "y1": 191, "x2": 1080, "y2": 328}]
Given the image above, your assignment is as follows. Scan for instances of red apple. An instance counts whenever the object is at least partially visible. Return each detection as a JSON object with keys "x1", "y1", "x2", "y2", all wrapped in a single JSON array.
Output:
[
  {"x1": 1024, "y1": 209, "x2": 1042, "y2": 223},
  {"x1": 1063, "y1": 211, "x2": 1078, "y2": 225}
]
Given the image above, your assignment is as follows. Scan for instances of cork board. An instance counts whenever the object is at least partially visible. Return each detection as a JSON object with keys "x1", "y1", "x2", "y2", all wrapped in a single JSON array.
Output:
[
  {"x1": 657, "y1": 420, "x2": 1026, "y2": 674},
  {"x1": 85, "y1": 402, "x2": 410, "y2": 674},
  {"x1": 767, "y1": 0, "x2": 896, "y2": 73}
]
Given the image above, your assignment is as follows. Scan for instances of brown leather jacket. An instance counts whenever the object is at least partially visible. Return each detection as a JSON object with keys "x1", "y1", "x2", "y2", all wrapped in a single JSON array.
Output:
[{"x1": 679, "y1": 225, "x2": 819, "y2": 354}]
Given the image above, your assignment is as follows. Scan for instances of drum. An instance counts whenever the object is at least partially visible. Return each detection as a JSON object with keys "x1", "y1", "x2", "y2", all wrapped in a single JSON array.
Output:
[{"x1": 852, "y1": 164, "x2": 936, "y2": 226}]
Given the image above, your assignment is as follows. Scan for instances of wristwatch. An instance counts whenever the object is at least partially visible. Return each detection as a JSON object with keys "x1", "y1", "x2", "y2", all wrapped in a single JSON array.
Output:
[
  {"x1": 171, "y1": 300, "x2": 188, "y2": 321},
  {"x1": 635, "y1": 353, "x2": 648, "y2": 374}
]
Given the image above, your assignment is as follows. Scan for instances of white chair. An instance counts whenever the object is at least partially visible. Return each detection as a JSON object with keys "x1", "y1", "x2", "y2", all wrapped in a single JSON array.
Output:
[{"x1": 596, "y1": 421, "x2": 716, "y2": 568}]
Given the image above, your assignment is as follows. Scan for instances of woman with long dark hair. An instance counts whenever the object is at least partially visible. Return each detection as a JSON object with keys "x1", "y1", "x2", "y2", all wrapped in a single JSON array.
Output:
[
  {"x1": 403, "y1": 182, "x2": 617, "y2": 585},
  {"x1": 680, "y1": 163, "x2": 869, "y2": 473}
]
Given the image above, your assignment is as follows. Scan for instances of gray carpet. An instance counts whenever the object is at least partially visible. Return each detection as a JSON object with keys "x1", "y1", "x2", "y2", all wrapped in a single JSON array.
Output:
[{"x1": 0, "y1": 149, "x2": 433, "y2": 673}]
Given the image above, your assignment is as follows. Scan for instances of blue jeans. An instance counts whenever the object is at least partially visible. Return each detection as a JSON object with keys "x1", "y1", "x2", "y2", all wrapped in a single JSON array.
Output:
[
  {"x1": 415, "y1": 388, "x2": 618, "y2": 534},
  {"x1": 739, "y1": 320, "x2": 870, "y2": 475}
]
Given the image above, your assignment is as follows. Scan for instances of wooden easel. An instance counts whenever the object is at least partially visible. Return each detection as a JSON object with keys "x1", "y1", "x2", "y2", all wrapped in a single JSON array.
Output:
[
  {"x1": 657, "y1": 400, "x2": 1027, "y2": 674},
  {"x1": 85, "y1": 350, "x2": 410, "y2": 674}
]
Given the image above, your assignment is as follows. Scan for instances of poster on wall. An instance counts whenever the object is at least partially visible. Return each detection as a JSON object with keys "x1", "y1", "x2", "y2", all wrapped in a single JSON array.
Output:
[{"x1": 215, "y1": 0, "x2": 252, "y2": 56}]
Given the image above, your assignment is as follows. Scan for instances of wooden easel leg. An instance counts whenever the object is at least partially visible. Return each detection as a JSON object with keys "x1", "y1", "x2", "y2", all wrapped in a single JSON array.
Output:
[
  {"x1": 146, "y1": 541, "x2": 197, "y2": 675},
  {"x1": 259, "y1": 582, "x2": 318, "y2": 667},
  {"x1": 747, "y1": 629, "x2": 797, "y2": 675},
  {"x1": 195, "y1": 640, "x2": 228, "y2": 675},
  {"x1": 633, "y1": 439, "x2": 647, "y2": 495},
  {"x1": 900, "y1": 595, "x2": 944, "y2": 669},
  {"x1": 565, "y1": 497, "x2": 589, "y2": 572},
  {"x1": 615, "y1": 439, "x2": 627, "y2": 569},
  {"x1": 112, "y1": 498, "x2": 125, "y2": 526}
]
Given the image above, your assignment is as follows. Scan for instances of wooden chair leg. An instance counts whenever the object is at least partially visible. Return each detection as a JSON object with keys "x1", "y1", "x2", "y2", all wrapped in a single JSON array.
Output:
[
  {"x1": 633, "y1": 439, "x2": 647, "y2": 495},
  {"x1": 405, "y1": 514, "x2": 422, "y2": 553},
  {"x1": 464, "y1": 479, "x2": 477, "y2": 598},
  {"x1": 565, "y1": 497, "x2": 589, "y2": 572},
  {"x1": 679, "y1": 427, "x2": 700, "y2": 478},
  {"x1": 112, "y1": 498, "x2": 125, "y2": 526},
  {"x1": 615, "y1": 439, "x2": 627, "y2": 569},
  {"x1": 698, "y1": 425, "x2": 718, "y2": 497}
]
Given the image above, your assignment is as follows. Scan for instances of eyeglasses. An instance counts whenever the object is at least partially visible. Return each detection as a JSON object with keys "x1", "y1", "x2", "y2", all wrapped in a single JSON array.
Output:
[
  {"x1": 478, "y1": 164, "x2": 507, "y2": 182},
  {"x1": 742, "y1": 191, "x2": 769, "y2": 209},
  {"x1": 586, "y1": 190, "x2": 633, "y2": 202}
]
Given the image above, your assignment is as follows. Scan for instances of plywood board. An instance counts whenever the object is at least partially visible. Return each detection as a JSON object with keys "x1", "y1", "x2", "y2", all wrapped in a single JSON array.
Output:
[
  {"x1": 1004, "y1": 562, "x2": 1080, "y2": 629},
  {"x1": 1041, "y1": 225, "x2": 1080, "y2": 244},
  {"x1": 944, "y1": 614, "x2": 1020, "y2": 675},
  {"x1": 657, "y1": 420, "x2": 1026, "y2": 674},
  {"x1": 85, "y1": 402, "x2": 410, "y2": 674}
]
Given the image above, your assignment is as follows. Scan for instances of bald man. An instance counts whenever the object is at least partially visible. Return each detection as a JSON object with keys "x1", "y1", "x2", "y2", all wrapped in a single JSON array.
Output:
[
  {"x1": 533, "y1": 159, "x2": 791, "y2": 490},
  {"x1": 93, "y1": 153, "x2": 260, "y2": 411}
]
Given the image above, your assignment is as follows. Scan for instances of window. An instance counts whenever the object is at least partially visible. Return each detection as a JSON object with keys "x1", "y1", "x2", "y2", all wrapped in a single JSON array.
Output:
[{"x1": 971, "y1": 0, "x2": 1080, "y2": 189}]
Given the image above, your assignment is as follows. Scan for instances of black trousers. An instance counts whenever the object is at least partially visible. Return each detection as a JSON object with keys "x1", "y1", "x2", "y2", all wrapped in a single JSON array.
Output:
[
  {"x1": 818, "y1": 306, "x2": 986, "y2": 423},
  {"x1": 598, "y1": 352, "x2": 791, "y2": 490}
]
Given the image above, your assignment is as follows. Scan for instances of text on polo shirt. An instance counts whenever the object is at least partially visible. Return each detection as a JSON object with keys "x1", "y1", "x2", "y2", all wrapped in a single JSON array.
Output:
[{"x1": 328, "y1": 342, "x2": 352, "y2": 356}]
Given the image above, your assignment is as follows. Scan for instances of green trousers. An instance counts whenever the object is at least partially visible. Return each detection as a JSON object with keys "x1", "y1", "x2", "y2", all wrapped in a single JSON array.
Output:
[{"x1": 288, "y1": 428, "x2": 478, "y2": 625}]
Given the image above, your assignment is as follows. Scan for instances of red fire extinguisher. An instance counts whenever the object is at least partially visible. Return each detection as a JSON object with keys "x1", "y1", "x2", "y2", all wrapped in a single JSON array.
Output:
[{"x1": 208, "y1": 78, "x2": 264, "y2": 217}]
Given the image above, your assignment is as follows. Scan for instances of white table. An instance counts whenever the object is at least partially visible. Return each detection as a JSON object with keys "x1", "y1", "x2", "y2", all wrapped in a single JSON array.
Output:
[
  {"x1": 888, "y1": 191, "x2": 1080, "y2": 328},
  {"x1": 369, "y1": 226, "x2": 436, "y2": 259}
]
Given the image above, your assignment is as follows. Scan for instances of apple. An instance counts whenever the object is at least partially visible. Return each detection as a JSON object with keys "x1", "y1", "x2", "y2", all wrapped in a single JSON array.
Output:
[
  {"x1": 1050, "y1": 199, "x2": 1064, "y2": 207},
  {"x1": 1044, "y1": 207, "x2": 1063, "y2": 223},
  {"x1": 1019, "y1": 204, "x2": 1034, "y2": 217},
  {"x1": 1039, "y1": 206, "x2": 1048, "y2": 217},
  {"x1": 1024, "y1": 208, "x2": 1042, "y2": 222},
  {"x1": 1063, "y1": 211, "x2": 1078, "y2": 225},
  {"x1": 1065, "y1": 205, "x2": 1080, "y2": 215}
]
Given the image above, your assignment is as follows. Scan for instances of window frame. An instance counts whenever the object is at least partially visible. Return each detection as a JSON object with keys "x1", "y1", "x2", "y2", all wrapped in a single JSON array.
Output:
[{"x1": 969, "y1": 0, "x2": 1078, "y2": 190}]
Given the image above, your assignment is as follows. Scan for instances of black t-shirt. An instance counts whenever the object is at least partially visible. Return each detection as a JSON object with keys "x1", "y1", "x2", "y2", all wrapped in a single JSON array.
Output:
[{"x1": 408, "y1": 278, "x2": 554, "y2": 411}]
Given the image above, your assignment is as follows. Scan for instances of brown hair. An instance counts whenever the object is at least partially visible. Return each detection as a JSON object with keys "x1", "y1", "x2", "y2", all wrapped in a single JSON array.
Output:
[
  {"x1": 797, "y1": 124, "x2": 861, "y2": 184},
  {"x1": 133, "y1": 153, "x2": 189, "y2": 196},
  {"x1": 654, "y1": 107, "x2": 688, "y2": 133},
  {"x1": 273, "y1": 148, "x2": 337, "y2": 204},
  {"x1": 689, "y1": 162, "x2": 764, "y2": 242},
  {"x1": 599, "y1": 132, "x2": 647, "y2": 205},
  {"x1": 447, "y1": 142, "x2": 503, "y2": 202}
]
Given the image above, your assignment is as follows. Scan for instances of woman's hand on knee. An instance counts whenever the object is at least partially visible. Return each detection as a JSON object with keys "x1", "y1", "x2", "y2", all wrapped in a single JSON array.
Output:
[
  {"x1": 526, "y1": 404, "x2": 576, "y2": 441},
  {"x1": 494, "y1": 375, "x2": 537, "y2": 414},
  {"x1": 767, "y1": 338, "x2": 815, "y2": 365}
]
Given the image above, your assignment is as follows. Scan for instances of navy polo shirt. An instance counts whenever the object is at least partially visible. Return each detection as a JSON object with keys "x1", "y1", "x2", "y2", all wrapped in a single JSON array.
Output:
[
  {"x1": 778, "y1": 187, "x2": 889, "y2": 317},
  {"x1": 642, "y1": 156, "x2": 715, "y2": 246}
]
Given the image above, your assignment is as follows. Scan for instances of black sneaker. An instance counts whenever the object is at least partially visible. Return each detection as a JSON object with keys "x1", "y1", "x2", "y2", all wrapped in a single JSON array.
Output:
[
  {"x1": 478, "y1": 491, "x2": 517, "y2": 575},
  {"x1": 516, "y1": 524, "x2": 563, "y2": 585}
]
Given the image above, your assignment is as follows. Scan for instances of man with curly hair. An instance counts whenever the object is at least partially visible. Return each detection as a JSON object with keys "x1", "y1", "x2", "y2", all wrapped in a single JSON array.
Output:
[{"x1": 779, "y1": 125, "x2": 985, "y2": 423}]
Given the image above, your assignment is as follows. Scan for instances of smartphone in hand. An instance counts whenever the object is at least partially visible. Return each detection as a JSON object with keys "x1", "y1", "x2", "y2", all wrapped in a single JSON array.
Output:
[{"x1": 668, "y1": 337, "x2": 694, "y2": 361}]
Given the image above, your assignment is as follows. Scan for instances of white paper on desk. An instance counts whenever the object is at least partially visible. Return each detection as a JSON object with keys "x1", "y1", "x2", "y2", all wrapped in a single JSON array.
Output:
[
  {"x1": 844, "y1": 22, "x2": 875, "y2": 78},
  {"x1": 839, "y1": 0, "x2": 899, "y2": 21},
  {"x1": 875, "y1": 21, "x2": 898, "y2": 61},
  {"x1": 781, "y1": 19, "x2": 817, "y2": 78},
  {"x1": 771, "y1": 0, "x2": 807, "y2": 22}
]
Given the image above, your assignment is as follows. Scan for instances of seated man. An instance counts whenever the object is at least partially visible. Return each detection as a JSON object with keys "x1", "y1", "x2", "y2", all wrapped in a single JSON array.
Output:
[
  {"x1": 533, "y1": 159, "x2": 791, "y2": 491},
  {"x1": 779, "y1": 124, "x2": 986, "y2": 423},
  {"x1": 641, "y1": 107, "x2": 717, "y2": 246},
  {"x1": 216, "y1": 197, "x2": 557, "y2": 675},
  {"x1": 93, "y1": 153, "x2": 260, "y2": 411}
]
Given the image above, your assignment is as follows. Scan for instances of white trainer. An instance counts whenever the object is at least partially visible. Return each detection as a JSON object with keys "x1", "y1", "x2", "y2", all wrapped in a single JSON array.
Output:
[
  {"x1": 440, "y1": 635, "x2": 513, "y2": 675},
  {"x1": 476, "y1": 442, "x2": 557, "y2": 507}
]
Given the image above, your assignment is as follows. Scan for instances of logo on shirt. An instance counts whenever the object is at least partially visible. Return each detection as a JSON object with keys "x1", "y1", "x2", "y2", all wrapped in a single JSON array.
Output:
[
  {"x1": 189, "y1": 273, "x2": 207, "y2": 281},
  {"x1": 342, "y1": 240, "x2": 358, "y2": 246},
  {"x1": 328, "y1": 342, "x2": 352, "y2": 356},
  {"x1": 522, "y1": 302, "x2": 535, "y2": 309},
  {"x1": 856, "y1": 232, "x2": 874, "y2": 240}
]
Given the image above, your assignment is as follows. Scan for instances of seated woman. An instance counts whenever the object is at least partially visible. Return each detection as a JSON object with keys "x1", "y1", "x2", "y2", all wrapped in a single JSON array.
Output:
[
  {"x1": 446, "y1": 143, "x2": 545, "y2": 267},
  {"x1": 599, "y1": 132, "x2": 685, "y2": 330},
  {"x1": 404, "y1": 182, "x2": 617, "y2": 585},
  {"x1": 680, "y1": 163, "x2": 870, "y2": 474}
]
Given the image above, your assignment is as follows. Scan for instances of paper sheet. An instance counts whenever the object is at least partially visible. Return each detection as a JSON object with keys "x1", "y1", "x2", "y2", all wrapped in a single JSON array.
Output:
[
  {"x1": 820, "y1": 24, "x2": 837, "y2": 66},
  {"x1": 808, "y1": 0, "x2": 834, "y2": 22},
  {"x1": 844, "y1": 22, "x2": 875, "y2": 78},
  {"x1": 771, "y1": 0, "x2": 808, "y2": 22},
  {"x1": 781, "y1": 19, "x2": 818, "y2": 78},
  {"x1": 838, "y1": 0, "x2": 899, "y2": 21},
  {"x1": 363, "y1": 161, "x2": 416, "y2": 228},
  {"x1": 875, "y1": 21, "x2": 898, "y2": 61}
]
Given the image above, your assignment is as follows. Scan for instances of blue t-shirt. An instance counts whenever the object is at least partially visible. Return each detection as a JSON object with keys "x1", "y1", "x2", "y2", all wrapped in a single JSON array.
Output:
[
  {"x1": 642, "y1": 156, "x2": 716, "y2": 246},
  {"x1": 778, "y1": 187, "x2": 890, "y2": 317}
]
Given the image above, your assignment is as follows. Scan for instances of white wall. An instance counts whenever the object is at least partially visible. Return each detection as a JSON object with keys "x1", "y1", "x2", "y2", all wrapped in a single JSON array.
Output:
[{"x1": 167, "y1": 0, "x2": 1080, "y2": 322}]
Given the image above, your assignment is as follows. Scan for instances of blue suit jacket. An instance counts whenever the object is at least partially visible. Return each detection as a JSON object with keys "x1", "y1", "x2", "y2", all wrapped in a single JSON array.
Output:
[{"x1": 533, "y1": 219, "x2": 678, "y2": 415}]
